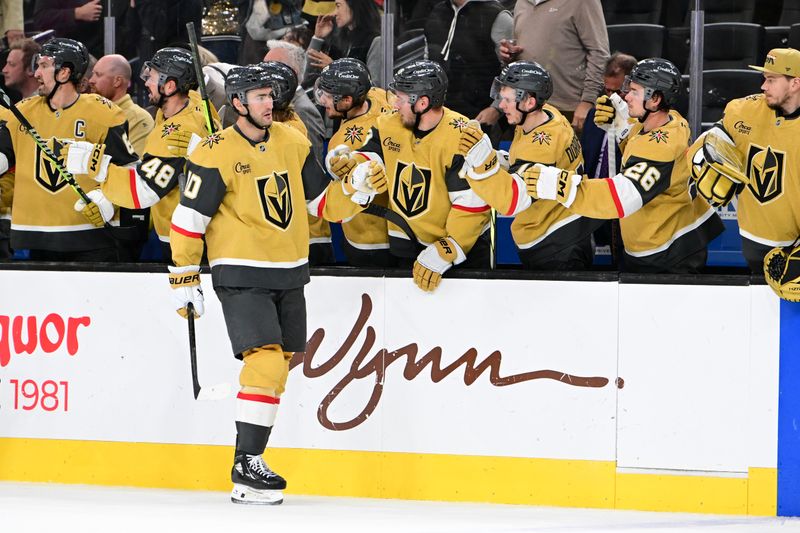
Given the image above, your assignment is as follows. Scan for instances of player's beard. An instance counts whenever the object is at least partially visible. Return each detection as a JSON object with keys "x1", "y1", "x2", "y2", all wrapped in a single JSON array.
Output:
[
  {"x1": 399, "y1": 110, "x2": 416, "y2": 128},
  {"x1": 766, "y1": 91, "x2": 791, "y2": 112}
]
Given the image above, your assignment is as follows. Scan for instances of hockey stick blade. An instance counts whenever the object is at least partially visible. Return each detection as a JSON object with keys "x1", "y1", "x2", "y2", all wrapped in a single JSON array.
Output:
[{"x1": 196, "y1": 381, "x2": 232, "y2": 401}]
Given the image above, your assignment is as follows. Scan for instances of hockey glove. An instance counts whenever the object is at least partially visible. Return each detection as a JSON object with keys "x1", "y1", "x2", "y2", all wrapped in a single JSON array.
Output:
[
  {"x1": 458, "y1": 120, "x2": 499, "y2": 180},
  {"x1": 521, "y1": 163, "x2": 582, "y2": 208},
  {"x1": 412, "y1": 237, "x2": 466, "y2": 292},
  {"x1": 74, "y1": 188, "x2": 114, "y2": 228},
  {"x1": 594, "y1": 93, "x2": 632, "y2": 142},
  {"x1": 689, "y1": 129, "x2": 748, "y2": 207},
  {"x1": 325, "y1": 144, "x2": 356, "y2": 180},
  {"x1": 342, "y1": 160, "x2": 387, "y2": 205},
  {"x1": 168, "y1": 265, "x2": 205, "y2": 318},
  {"x1": 57, "y1": 140, "x2": 112, "y2": 183},
  {"x1": 764, "y1": 238, "x2": 800, "y2": 302},
  {"x1": 165, "y1": 130, "x2": 203, "y2": 158}
]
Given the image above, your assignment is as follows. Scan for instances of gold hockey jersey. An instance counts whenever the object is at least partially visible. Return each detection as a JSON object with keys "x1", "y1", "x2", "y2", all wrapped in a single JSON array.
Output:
[
  {"x1": 357, "y1": 107, "x2": 491, "y2": 257},
  {"x1": 100, "y1": 96, "x2": 218, "y2": 244},
  {"x1": 0, "y1": 108, "x2": 12, "y2": 223},
  {"x1": 328, "y1": 88, "x2": 393, "y2": 255},
  {"x1": 170, "y1": 122, "x2": 364, "y2": 288},
  {"x1": 467, "y1": 104, "x2": 602, "y2": 264},
  {"x1": 715, "y1": 94, "x2": 800, "y2": 248},
  {"x1": 568, "y1": 110, "x2": 723, "y2": 271},
  {"x1": 1, "y1": 94, "x2": 137, "y2": 251}
]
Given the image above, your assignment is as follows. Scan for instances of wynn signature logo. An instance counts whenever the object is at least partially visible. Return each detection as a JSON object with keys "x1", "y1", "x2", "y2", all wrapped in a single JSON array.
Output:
[{"x1": 291, "y1": 294, "x2": 621, "y2": 431}]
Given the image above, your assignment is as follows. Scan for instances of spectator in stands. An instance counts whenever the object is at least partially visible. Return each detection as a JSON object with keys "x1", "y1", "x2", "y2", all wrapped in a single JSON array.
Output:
[
  {"x1": 1, "y1": 0, "x2": 24, "y2": 46},
  {"x1": 499, "y1": 0, "x2": 609, "y2": 133},
  {"x1": 239, "y1": 0, "x2": 304, "y2": 64},
  {"x1": 265, "y1": 38, "x2": 334, "y2": 265},
  {"x1": 136, "y1": 0, "x2": 203, "y2": 64},
  {"x1": 424, "y1": 0, "x2": 513, "y2": 121},
  {"x1": 305, "y1": 0, "x2": 382, "y2": 88},
  {"x1": 89, "y1": 54, "x2": 155, "y2": 157},
  {"x1": 33, "y1": 0, "x2": 104, "y2": 58},
  {"x1": 3, "y1": 38, "x2": 41, "y2": 99}
]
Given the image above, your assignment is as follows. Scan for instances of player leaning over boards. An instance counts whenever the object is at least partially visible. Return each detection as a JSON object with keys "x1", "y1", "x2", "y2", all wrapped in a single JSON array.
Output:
[
  {"x1": 167, "y1": 64, "x2": 384, "y2": 505},
  {"x1": 520, "y1": 58, "x2": 723, "y2": 273},
  {"x1": 316, "y1": 58, "x2": 395, "y2": 267},
  {"x1": 0, "y1": 38, "x2": 138, "y2": 261},
  {"x1": 462, "y1": 61, "x2": 604, "y2": 270},
  {"x1": 59, "y1": 47, "x2": 220, "y2": 262},
  {"x1": 686, "y1": 48, "x2": 800, "y2": 301},
  {"x1": 329, "y1": 59, "x2": 491, "y2": 291}
]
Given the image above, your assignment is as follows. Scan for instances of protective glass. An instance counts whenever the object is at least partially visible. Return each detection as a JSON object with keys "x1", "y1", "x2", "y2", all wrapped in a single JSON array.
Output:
[{"x1": 313, "y1": 78, "x2": 335, "y2": 106}]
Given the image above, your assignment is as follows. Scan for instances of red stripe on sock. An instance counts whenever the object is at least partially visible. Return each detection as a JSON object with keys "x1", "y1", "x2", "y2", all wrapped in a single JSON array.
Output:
[
  {"x1": 453, "y1": 204, "x2": 490, "y2": 213},
  {"x1": 237, "y1": 392, "x2": 280, "y2": 404},
  {"x1": 506, "y1": 178, "x2": 520, "y2": 216}
]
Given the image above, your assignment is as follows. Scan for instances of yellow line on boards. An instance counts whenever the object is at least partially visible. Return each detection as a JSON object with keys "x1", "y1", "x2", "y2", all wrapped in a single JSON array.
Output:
[{"x1": 0, "y1": 438, "x2": 776, "y2": 515}]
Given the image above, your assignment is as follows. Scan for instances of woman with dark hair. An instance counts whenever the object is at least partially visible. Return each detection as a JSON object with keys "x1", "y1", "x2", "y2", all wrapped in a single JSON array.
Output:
[{"x1": 305, "y1": 0, "x2": 383, "y2": 87}]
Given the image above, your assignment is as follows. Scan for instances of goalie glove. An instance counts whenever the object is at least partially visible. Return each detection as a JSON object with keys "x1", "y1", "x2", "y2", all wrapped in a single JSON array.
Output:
[
  {"x1": 168, "y1": 265, "x2": 205, "y2": 318},
  {"x1": 594, "y1": 93, "x2": 632, "y2": 142},
  {"x1": 74, "y1": 188, "x2": 114, "y2": 228},
  {"x1": 689, "y1": 128, "x2": 748, "y2": 207},
  {"x1": 48, "y1": 138, "x2": 112, "y2": 183},
  {"x1": 764, "y1": 238, "x2": 800, "y2": 302},
  {"x1": 458, "y1": 120, "x2": 499, "y2": 180},
  {"x1": 412, "y1": 237, "x2": 466, "y2": 292},
  {"x1": 342, "y1": 160, "x2": 387, "y2": 205},
  {"x1": 520, "y1": 163, "x2": 582, "y2": 208},
  {"x1": 325, "y1": 144, "x2": 356, "y2": 180},
  {"x1": 165, "y1": 130, "x2": 203, "y2": 158}
]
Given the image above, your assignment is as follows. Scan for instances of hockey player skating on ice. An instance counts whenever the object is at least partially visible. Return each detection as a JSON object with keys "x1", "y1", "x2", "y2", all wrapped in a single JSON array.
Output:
[
  {"x1": 166, "y1": 63, "x2": 385, "y2": 504},
  {"x1": 521, "y1": 58, "x2": 723, "y2": 273},
  {"x1": 462, "y1": 61, "x2": 604, "y2": 270},
  {"x1": 327, "y1": 59, "x2": 492, "y2": 291}
]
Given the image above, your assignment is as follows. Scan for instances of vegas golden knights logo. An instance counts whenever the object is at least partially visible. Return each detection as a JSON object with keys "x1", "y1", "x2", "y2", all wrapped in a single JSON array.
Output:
[
  {"x1": 35, "y1": 144, "x2": 68, "y2": 194},
  {"x1": 393, "y1": 161, "x2": 431, "y2": 218},
  {"x1": 746, "y1": 144, "x2": 785, "y2": 203},
  {"x1": 256, "y1": 172, "x2": 293, "y2": 230}
]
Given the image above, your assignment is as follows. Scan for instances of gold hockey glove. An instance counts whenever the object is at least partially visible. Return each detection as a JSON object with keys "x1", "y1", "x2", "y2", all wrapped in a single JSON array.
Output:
[
  {"x1": 165, "y1": 130, "x2": 202, "y2": 157},
  {"x1": 764, "y1": 239, "x2": 800, "y2": 302},
  {"x1": 168, "y1": 265, "x2": 204, "y2": 318},
  {"x1": 325, "y1": 144, "x2": 356, "y2": 180},
  {"x1": 458, "y1": 120, "x2": 499, "y2": 180},
  {"x1": 74, "y1": 189, "x2": 114, "y2": 228},
  {"x1": 689, "y1": 129, "x2": 748, "y2": 207},
  {"x1": 594, "y1": 95, "x2": 616, "y2": 126},
  {"x1": 520, "y1": 163, "x2": 582, "y2": 208},
  {"x1": 413, "y1": 237, "x2": 466, "y2": 292}
]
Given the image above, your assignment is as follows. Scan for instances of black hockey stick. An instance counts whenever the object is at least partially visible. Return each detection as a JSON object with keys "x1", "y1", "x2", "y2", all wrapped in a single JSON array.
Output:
[
  {"x1": 186, "y1": 302, "x2": 230, "y2": 401},
  {"x1": 362, "y1": 203, "x2": 419, "y2": 244},
  {"x1": 186, "y1": 22, "x2": 216, "y2": 135}
]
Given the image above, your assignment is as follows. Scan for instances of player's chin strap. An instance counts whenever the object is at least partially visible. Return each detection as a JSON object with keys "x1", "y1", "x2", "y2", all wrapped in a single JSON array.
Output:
[
  {"x1": 46, "y1": 67, "x2": 73, "y2": 105},
  {"x1": 155, "y1": 84, "x2": 180, "y2": 109},
  {"x1": 412, "y1": 96, "x2": 432, "y2": 130}
]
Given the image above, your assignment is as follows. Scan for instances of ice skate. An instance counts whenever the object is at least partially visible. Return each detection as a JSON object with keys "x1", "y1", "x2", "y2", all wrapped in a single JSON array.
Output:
[{"x1": 230, "y1": 454, "x2": 286, "y2": 505}]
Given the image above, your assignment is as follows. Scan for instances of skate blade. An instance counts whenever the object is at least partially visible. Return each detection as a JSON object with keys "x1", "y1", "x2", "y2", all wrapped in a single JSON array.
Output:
[{"x1": 231, "y1": 484, "x2": 284, "y2": 505}]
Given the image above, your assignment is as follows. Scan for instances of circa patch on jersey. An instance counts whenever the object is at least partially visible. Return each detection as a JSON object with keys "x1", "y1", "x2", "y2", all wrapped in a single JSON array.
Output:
[
  {"x1": 393, "y1": 160, "x2": 431, "y2": 218},
  {"x1": 256, "y1": 171, "x2": 293, "y2": 230},
  {"x1": 746, "y1": 143, "x2": 785, "y2": 203}
]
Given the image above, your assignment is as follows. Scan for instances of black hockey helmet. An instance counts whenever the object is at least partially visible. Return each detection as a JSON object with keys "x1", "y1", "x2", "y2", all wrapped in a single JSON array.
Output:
[
  {"x1": 34, "y1": 38, "x2": 89, "y2": 84},
  {"x1": 625, "y1": 58, "x2": 682, "y2": 107},
  {"x1": 388, "y1": 59, "x2": 448, "y2": 108},
  {"x1": 258, "y1": 61, "x2": 298, "y2": 111},
  {"x1": 141, "y1": 47, "x2": 198, "y2": 94},
  {"x1": 491, "y1": 61, "x2": 553, "y2": 109},
  {"x1": 225, "y1": 64, "x2": 281, "y2": 106},
  {"x1": 317, "y1": 58, "x2": 371, "y2": 105}
]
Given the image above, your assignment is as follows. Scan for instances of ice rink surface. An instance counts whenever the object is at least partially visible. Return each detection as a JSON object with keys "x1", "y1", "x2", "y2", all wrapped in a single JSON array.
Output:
[{"x1": 3, "y1": 482, "x2": 800, "y2": 533}]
